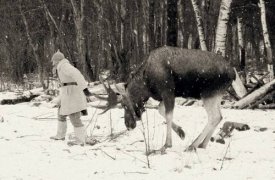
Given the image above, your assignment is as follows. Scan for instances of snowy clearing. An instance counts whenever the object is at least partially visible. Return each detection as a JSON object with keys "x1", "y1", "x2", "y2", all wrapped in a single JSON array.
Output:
[{"x1": 1, "y1": 100, "x2": 275, "y2": 180}]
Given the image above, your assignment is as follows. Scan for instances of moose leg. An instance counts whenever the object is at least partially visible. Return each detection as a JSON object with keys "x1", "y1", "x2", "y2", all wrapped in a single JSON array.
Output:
[
  {"x1": 198, "y1": 95, "x2": 222, "y2": 148},
  {"x1": 149, "y1": 95, "x2": 175, "y2": 155},
  {"x1": 162, "y1": 93, "x2": 176, "y2": 149},
  {"x1": 187, "y1": 94, "x2": 222, "y2": 151},
  {"x1": 158, "y1": 101, "x2": 185, "y2": 140}
]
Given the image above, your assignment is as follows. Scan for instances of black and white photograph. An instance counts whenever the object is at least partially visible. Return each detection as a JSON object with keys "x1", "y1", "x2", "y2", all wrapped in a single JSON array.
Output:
[{"x1": 1, "y1": 0, "x2": 275, "y2": 179}]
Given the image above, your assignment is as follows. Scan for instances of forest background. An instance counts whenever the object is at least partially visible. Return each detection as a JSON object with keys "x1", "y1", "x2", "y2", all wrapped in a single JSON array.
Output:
[{"x1": 0, "y1": 0, "x2": 275, "y2": 91}]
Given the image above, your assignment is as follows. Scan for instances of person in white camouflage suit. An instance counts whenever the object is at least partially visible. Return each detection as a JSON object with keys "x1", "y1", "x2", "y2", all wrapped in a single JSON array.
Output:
[{"x1": 50, "y1": 50, "x2": 92, "y2": 146}]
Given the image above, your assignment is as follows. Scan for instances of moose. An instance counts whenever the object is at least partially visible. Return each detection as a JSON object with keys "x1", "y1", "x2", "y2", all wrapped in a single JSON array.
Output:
[{"x1": 99, "y1": 46, "x2": 236, "y2": 152}]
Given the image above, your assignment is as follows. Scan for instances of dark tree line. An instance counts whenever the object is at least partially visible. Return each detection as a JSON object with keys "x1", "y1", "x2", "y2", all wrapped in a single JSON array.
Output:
[{"x1": 0, "y1": 0, "x2": 275, "y2": 89}]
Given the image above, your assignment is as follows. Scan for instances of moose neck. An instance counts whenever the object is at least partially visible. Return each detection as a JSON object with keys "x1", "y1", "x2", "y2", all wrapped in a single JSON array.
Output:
[{"x1": 127, "y1": 74, "x2": 150, "y2": 114}]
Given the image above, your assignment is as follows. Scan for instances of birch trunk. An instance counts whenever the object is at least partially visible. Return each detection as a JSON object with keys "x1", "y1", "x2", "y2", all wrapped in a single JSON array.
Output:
[
  {"x1": 259, "y1": 0, "x2": 274, "y2": 80},
  {"x1": 237, "y1": 17, "x2": 247, "y2": 83},
  {"x1": 214, "y1": 0, "x2": 232, "y2": 56},
  {"x1": 190, "y1": 0, "x2": 207, "y2": 51},
  {"x1": 237, "y1": 17, "x2": 244, "y2": 68},
  {"x1": 215, "y1": 0, "x2": 247, "y2": 98}
]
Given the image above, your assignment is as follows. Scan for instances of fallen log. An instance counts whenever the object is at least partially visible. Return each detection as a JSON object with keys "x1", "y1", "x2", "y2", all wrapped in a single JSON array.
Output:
[
  {"x1": 248, "y1": 90, "x2": 275, "y2": 109},
  {"x1": 233, "y1": 79, "x2": 275, "y2": 109},
  {"x1": 246, "y1": 72, "x2": 270, "y2": 95},
  {"x1": 1, "y1": 94, "x2": 39, "y2": 105},
  {"x1": 258, "y1": 103, "x2": 275, "y2": 109},
  {"x1": 231, "y1": 68, "x2": 247, "y2": 98},
  {"x1": 0, "y1": 88, "x2": 43, "y2": 105}
]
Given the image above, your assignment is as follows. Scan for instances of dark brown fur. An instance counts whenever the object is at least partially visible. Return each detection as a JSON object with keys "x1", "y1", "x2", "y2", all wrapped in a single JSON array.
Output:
[{"x1": 122, "y1": 46, "x2": 235, "y2": 151}]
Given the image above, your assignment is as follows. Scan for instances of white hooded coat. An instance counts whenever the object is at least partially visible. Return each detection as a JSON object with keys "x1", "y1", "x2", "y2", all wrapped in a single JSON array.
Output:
[{"x1": 56, "y1": 59, "x2": 87, "y2": 115}]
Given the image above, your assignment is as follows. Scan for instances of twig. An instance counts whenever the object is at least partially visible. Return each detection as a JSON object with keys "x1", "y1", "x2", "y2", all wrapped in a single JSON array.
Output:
[
  {"x1": 123, "y1": 171, "x2": 149, "y2": 175},
  {"x1": 88, "y1": 130, "x2": 128, "y2": 150},
  {"x1": 86, "y1": 101, "x2": 101, "y2": 131},
  {"x1": 139, "y1": 110, "x2": 151, "y2": 168},
  {"x1": 100, "y1": 149, "x2": 116, "y2": 160},
  {"x1": 146, "y1": 110, "x2": 150, "y2": 153},
  {"x1": 129, "y1": 140, "x2": 144, "y2": 145},
  {"x1": 110, "y1": 110, "x2": 113, "y2": 137},
  {"x1": 33, "y1": 112, "x2": 54, "y2": 118},
  {"x1": 17, "y1": 134, "x2": 41, "y2": 138},
  {"x1": 220, "y1": 139, "x2": 231, "y2": 170},
  {"x1": 109, "y1": 130, "x2": 128, "y2": 142},
  {"x1": 34, "y1": 117, "x2": 57, "y2": 120},
  {"x1": 116, "y1": 148, "x2": 148, "y2": 165}
]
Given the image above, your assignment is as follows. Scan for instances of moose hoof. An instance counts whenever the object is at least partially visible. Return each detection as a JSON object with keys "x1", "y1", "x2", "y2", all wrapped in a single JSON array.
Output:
[
  {"x1": 177, "y1": 128, "x2": 185, "y2": 140},
  {"x1": 185, "y1": 146, "x2": 197, "y2": 152},
  {"x1": 147, "y1": 146, "x2": 167, "y2": 156},
  {"x1": 198, "y1": 143, "x2": 207, "y2": 149}
]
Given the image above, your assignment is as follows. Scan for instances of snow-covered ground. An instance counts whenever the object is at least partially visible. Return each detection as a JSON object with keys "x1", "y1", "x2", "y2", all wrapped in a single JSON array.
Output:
[{"x1": 1, "y1": 98, "x2": 275, "y2": 180}]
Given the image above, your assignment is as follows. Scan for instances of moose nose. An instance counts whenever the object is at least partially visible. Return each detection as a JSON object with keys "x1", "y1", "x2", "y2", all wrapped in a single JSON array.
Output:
[{"x1": 125, "y1": 120, "x2": 136, "y2": 130}]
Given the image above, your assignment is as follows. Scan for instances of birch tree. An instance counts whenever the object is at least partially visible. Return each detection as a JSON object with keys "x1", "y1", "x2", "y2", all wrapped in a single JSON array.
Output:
[
  {"x1": 215, "y1": 0, "x2": 247, "y2": 98},
  {"x1": 237, "y1": 17, "x2": 246, "y2": 82},
  {"x1": 214, "y1": 0, "x2": 232, "y2": 56},
  {"x1": 190, "y1": 0, "x2": 207, "y2": 51},
  {"x1": 259, "y1": 0, "x2": 274, "y2": 80}
]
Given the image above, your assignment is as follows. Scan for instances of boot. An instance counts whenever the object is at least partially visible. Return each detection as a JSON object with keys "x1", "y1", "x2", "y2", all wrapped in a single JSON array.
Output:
[
  {"x1": 67, "y1": 126, "x2": 86, "y2": 146},
  {"x1": 50, "y1": 121, "x2": 67, "y2": 140}
]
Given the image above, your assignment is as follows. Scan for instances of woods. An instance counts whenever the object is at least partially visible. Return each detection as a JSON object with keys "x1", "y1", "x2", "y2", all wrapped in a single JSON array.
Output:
[{"x1": 0, "y1": 0, "x2": 275, "y2": 108}]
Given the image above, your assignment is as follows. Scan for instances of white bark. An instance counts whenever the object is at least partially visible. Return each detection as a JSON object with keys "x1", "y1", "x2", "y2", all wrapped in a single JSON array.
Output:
[
  {"x1": 214, "y1": 0, "x2": 232, "y2": 56},
  {"x1": 231, "y1": 68, "x2": 247, "y2": 98},
  {"x1": 259, "y1": 0, "x2": 274, "y2": 80},
  {"x1": 190, "y1": 0, "x2": 207, "y2": 51},
  {"x1": 237, "y1": 18, "x2": 244, "y2": 50},
  {"x1": 215, "y1": 0, "x2": 247, "y2": 98}
]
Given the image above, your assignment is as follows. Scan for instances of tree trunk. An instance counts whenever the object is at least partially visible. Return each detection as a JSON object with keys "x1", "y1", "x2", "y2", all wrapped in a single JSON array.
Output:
[
  {"x1": 70, "y1": 0, "x2": 89, "y2": 80},
  {"x1": 259, "y1": 0, "x2": 274, "y2": 80},
  {"x1": 167, "y1": 0, "x2": 178, "y2": 46},
  {"x1": 39, "y1": 0, "x2": 73, "y2": 62},
  {"x1": 237, "y1": 17, "x2": 246, "y2": 83},
  {"x1": 18, "y1": 1, "x2": 46, "y2": 89},
  {"x1": 190, "y1": 0, "x2": 207, "y2": 51},
  {"x1": 149, "y1": 0, "x2": 155, "y2": 50},
  {"x1": 215, "y1": 0, "x2": 247, "y2": 98},
  {"x1": 214, "y1": 0, "x2": 232, "y2": 56}
]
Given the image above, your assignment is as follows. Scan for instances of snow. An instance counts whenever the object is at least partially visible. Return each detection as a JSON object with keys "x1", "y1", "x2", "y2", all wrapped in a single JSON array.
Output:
[{"x1": 1, "y1": 96, "x2": 275, "y2": 179}]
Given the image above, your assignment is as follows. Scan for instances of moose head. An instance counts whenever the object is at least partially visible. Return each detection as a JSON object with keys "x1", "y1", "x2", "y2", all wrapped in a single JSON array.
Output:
[{"x1": 93, "y1": 79, "x2": 144, "y2": 130}]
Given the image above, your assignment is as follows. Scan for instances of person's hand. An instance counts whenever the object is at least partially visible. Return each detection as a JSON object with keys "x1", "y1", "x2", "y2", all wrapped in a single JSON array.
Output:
[
  {"x1": 83, "y1": 88, "x2": 92, "y2": 97},
  {"x1": 45, "y1": 96, "x2": 61, "y2": 108}
]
